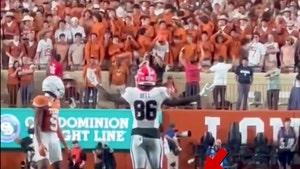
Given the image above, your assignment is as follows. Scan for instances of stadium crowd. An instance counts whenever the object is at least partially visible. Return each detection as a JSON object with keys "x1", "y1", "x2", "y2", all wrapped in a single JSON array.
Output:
[{"x1": 1, "y1": 0, "x2": 300, "y2": 109}]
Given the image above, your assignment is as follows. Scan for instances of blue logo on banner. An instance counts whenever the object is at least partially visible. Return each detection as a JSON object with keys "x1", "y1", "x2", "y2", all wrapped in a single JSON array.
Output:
[{"x1": 1, "y1": 114, "x2": 21, "y2": 143}]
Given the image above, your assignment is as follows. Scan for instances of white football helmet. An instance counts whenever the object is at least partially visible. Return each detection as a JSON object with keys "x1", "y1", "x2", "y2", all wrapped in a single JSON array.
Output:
[{"x1": 42, "y1": 75, "x2": 65, "y2": 98}]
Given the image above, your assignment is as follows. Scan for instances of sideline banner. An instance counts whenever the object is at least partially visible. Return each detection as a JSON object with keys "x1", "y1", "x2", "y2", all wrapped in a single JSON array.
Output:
[
  {"x1": 1, "y1": 108, "x2": 163, "y2": 150},
  {"x1": 164, "y1": 110, "x2": 300, "y2": 144}
]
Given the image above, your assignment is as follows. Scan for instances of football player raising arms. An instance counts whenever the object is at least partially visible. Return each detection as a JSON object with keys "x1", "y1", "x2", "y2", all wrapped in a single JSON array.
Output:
[{"x1": 87, "y1": 63, "x2": 214, "y2": 169}]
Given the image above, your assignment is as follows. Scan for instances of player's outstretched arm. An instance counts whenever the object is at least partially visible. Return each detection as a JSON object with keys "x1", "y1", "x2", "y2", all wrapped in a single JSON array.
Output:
[
  {"x1": 163, "y1": 95, "x2": 200, "y2": 106},
  {"x1": 86, "y1": 68, "x2": 128, "y2": 104},
  {"x1": 95, "y1": 84, "x2": 128, "y2": 104},
  {"x1": 163, "y1": 83, "x2": 214, "y2": 106}
]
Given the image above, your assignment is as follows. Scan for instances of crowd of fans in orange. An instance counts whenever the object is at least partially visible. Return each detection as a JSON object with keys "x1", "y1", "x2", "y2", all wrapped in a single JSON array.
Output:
[{"x1": 1, "y1": 0, "x2": 300, "y2": 108}]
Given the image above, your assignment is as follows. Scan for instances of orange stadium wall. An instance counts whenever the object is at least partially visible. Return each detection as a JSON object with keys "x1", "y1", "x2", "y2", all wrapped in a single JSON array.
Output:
[
  {"x1": 163, "y1": 110, "x2": 300, "y2": 169},
  {"x1": 1, "y1": 110, "x2": 300, "y2": 169}
]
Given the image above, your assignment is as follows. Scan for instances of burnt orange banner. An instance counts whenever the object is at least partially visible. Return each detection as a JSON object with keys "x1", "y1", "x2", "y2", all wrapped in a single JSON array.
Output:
[
  {"x1": 0, "y1": 151, "x2": 131, "y2": 169},
  {"x1": 163, "y1": 110, "x2": 300, "y2": 169},
  {"x1": 1, "y1": 110, "x2": 300, "y2": 169}
]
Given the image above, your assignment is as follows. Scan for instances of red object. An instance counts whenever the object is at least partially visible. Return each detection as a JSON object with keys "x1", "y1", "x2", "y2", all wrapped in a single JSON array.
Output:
[
  {"x1": 71, "y1": 147, "x2": 83, "y2": 164},
  {"x1": 204, "y1": 148, "x2": 228, "y2": 169},
  {"x1": 185, "y1": 63, "x2": 200, "y2": 83},
  {"x1": 47, "y1": 59, "x2": 63, "y2": 78},
  {"x1": 136, "y1": 65, "x2": 157, "y2": 86},
  {"x1": 1, "y1": 1, "x2": 6, "y2": 9},
  {"x1": 38, "y1": 144, "x2": 47, "y2": 157}
]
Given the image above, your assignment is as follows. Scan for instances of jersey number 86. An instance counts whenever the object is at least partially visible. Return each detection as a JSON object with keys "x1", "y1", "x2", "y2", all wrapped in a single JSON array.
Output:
[{"x1": 133, "y1": 100, "x2": 157, "y2": 121}]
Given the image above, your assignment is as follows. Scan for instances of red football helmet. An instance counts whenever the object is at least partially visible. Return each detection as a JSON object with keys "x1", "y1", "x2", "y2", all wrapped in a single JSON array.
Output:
[{"x1": 136, "y1": 65, "x2": 157, "y2": 86}]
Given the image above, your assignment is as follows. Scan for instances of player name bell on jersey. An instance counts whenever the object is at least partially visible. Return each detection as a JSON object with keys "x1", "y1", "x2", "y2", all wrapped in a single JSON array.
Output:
[{"x1": 122, "y1": 87, "x2": 170, "y2": 138}]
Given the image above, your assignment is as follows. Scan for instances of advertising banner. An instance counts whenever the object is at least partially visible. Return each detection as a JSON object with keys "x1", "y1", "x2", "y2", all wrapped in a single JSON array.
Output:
[
  {"x1": 1, "y1": 108, "x2": 136, "y2": 150},
  {"x1": 1, "y1": 108, "x2": 163, "y2": 150},
  {"x1": 163, "y1": 110, "x2": 300, "y2": 144}
]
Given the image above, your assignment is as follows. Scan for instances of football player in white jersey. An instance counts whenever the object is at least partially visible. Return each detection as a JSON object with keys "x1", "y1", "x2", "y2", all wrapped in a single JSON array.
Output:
[{"x1": 87, "y1": 63, "x2": 214, "y2": 169}]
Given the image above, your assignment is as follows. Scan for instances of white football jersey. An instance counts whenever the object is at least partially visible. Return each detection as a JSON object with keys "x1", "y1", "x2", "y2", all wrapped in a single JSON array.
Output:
[{"x1": 122, "y1": 87, "x2": 170, "y2": 129}]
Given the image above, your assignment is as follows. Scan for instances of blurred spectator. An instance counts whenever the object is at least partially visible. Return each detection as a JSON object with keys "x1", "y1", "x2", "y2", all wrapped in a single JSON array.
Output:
[
  {"x1": 2, "y1": 11, "x2": 20, "y2": 68},
  {"x1": 54, "y1": 34, "x2": 70, "y2": 69},
  {"x1": 46, "y1": 54, "x2": 63, "y2": 78},
  {"x1": 150, "y1": 54, "x2": 166, "y2": 86},
  {"x1": 151, "y1": 35, "x2": 170, "y2": 69},
  {"x1": 265, "y1": 61, "x2": 281, "y2": 110},
  {"x1": 122, "y1": 16, "x2": 138, "y2": 41},
  {"x1": 228, "y1": 29, "x2": 242, "y2": 67},
  {"x1": 70, "y1": 17, "x2": 86, "y2": 41},
  {"x1": 50, "y1": 7, "x2": 61, "y2": 24},
  {"x1": 36, "y1": 21, "x2": 51, "y2": 41},
  {"x1": 68, "y1": 33, "x2": 85, "y2": 70},
  {"x1": 277, "y1": 118, "x2": 297, "y2": 169},
  {"x1": 93, "y1": 148, "x2": 103, "y2": 169},
  {"x1": 69, "y1": 140, "x2": 87, "y2": 169},
  {"x1": 93, "y1": 142, "x2": 116, "y2": 169},
  {"x1": 90, "y1": 13, "x2": 106, "y2": 43},
  {"x1": 6, "y1": 33, "x2": 24, "y2": 67},
  {"x1": 235, "y1": 57, "x2": 253, "y2": 110},
  {"x1": 62, "y1": 74, "x2": 80, "y2": 108},
  {"x1": 264, "y1": 34, "x2": 280, "y2": 69},
  {"x1": 198, "y1": 32, "x2": 214, "y2": 68},
  {"x1": 288, "y1": 64, "x2": 300, "y2": 110},
  {"x1": 286, "y1": 22, "x2": 299, "y2": 38},
  {"x1": 205, "y1": 139, "x2": 229, "y2": 167},
  {"x1": 210, "y1": 29, "x2": 232, "y2": 63},
  {"x1": 64, "y1": 14, "x2": 72, "y2": 29},
  {"x1": 85, "y1": 33, "x2": 104, "y2": 65},
  {"x1": 79, "y1": 10, "x2": 93, "y2": 36},
  {"x1": 206, "y1": 57, "x2": 232, "y2": 109},
  {"x1": 20, "y1": 15, "x2": 34, "y2": 40},
  {"x1": 295, "y1": 33, "x2": 300, "y2": 66},
  {"x1": 54, "y1": 20, "x2": 72, "y2": 43},
  {"x1": 19, "y1": 57, "x2": 35, "y2": 107},
  {"x1": 162, "y1": 75, "x2": 178, "y2": 109},
  {"x1": 163, "y1": 75, "x2": 178, "y2": 98},
  {"x1": 35, "y1": 30, "x2": 53, "y2": 69},
  {"x1": 179, "y1": 33, "x2": 199, "y2": 66},
  {"x1": 109, "y1": 58, "x2": 129, "y2": 108},
  {"x1": 7, "y1": 61, "x2": 21, "y2": 107},
  {"x1": 83, "y1": 56, "x2": 101, "y2": 108},
  {"x1": 246, "y1": 33, "x2": 266, "y2": 70},
  {"x1": 34, "y1": 10, "x2": 45, "y2": 32},
  {"x1": 165, "y1": 123, "x2": 181, "y2": 151},
  {"x1": 108, "y1": 35, "x2": 133, "y2": 67},
  {"x1": 280, "y1": 36, "x2": 298, "y2": 70},
  {"x1": 127, "y1": 64, "x2": 138, "y2": 87},
  {"x1": 23, "y1": 32, "x2": 37, "y2": 62},
  {"x1": 2, "y1": 12, "x2": 19, "y2": 42},
  {"x1": 135, "y1": 27, "x2": 151, "y2": 64},
  {"x1": 165, "y1": 122, "x2": 181, "y2": 169},
  {"x1": 253, "y1": 19, "x2": 270, "y2": 44},
  {"x1": 181, "y1": 48, "x2": 201, "y2": 108}
]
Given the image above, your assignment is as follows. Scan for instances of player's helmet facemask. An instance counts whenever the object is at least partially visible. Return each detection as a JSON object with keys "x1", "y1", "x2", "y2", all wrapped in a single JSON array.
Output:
[{"x1": 44, "y1": 91, "x2": 58, "y2": 99}]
